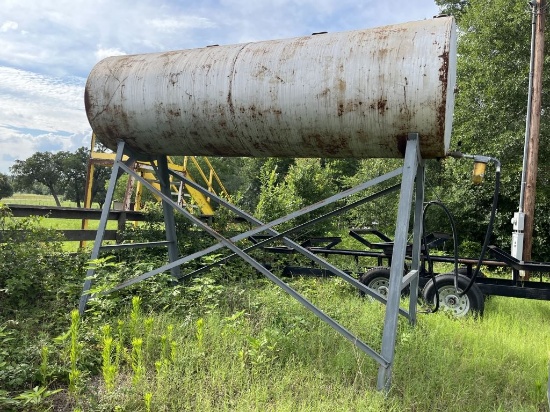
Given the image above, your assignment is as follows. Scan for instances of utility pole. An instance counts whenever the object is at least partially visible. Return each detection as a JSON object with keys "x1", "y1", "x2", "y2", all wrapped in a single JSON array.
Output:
[{"x1": 521, "y1": 0, "x2": 546, "y2": 275}]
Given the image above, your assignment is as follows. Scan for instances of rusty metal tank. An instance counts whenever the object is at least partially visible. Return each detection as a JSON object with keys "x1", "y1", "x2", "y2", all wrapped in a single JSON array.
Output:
[{"x1": 85, "y1": 17, "x2": 456, "y2": 159}]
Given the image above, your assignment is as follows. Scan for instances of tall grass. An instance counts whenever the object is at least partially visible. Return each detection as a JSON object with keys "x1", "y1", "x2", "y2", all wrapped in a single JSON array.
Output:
[{"x1": 65, "y1": 277, "x2": 548, "y2": 411}]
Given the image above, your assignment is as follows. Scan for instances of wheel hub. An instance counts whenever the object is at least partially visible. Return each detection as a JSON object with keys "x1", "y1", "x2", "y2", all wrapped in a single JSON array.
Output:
[
  {"x1": 370, "y1": 278, "x2": 390, "y2": 298},
  {"x1": 438, "y1": 286, "x2": 470, "y2": 316}
]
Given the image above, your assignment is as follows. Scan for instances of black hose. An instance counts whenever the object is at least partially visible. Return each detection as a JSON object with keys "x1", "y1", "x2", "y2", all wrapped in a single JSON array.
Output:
[
  {"x1": 421, "y1": 201, "x2": 460, "y2": 313},
  {"x1": 459, "y1": 159, "x2": 500, "y2": 297}
]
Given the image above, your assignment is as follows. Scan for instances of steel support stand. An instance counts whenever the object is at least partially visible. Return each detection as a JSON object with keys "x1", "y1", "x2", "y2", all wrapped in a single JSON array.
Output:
[
  {"x1": 80, "y1": 135, "x2": 426, "y2": 392},
  {"x1": 377, "y1": 133, "x2": 422, "y2": 391},
  {"x1": 157, "y1": 155, "x2": 181, "y2": 278}
]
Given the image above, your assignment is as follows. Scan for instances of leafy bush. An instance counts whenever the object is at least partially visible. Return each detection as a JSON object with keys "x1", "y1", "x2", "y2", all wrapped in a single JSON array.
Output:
[
  {"x1": 0, "y1": 204, "x2": 89, "y2": 395},
  {"x1": 0, "y1": 204, "x2": 86, "y2": 312}
]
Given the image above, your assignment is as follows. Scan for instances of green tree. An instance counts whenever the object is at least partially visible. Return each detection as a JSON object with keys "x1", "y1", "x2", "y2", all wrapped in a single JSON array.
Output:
[
  {"x1": 433, "y1": 0, "x2": 550, "y2": 258},
  {"x1": 343, "y1": 158, "x2": 402, "y2": 235},
  {"x1": 11, "y1": 152, "x2": 66, "y2": 206},
  {"x1": 320, "y1": 158, "x2": 360, "y2": 191},
  {"x1": 255, "y1": 158, "x2": 338, "y2": 236},
  {"x1": 60, "y1": 147, "x2": 111, "y2": 208},
  {"x1": 91, "y1": 164, "x2": 110, "y2": 208},
  {"x1": 238, "y1": 157, "x2": 295, "y2": 212},
  {"x1": 0, "y1": 173, "x2": 13, "y2": 200},
  {"x1": 60, "y1": 148, "x2": 88, "y2": 208}
]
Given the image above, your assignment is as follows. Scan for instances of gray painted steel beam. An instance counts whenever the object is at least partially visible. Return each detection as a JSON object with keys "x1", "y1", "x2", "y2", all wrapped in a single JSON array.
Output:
[
  {"x1": 108, "y1": 166, "x2": 402, "y2": 301},
  {"x1": 377, "y1": 134, "x2": 421, "y2": 391},
  {"x1": 157, "y1": 155, "x2": 181, "y2": 278},
  {"x1": 79, "y1": 141, "x2": 126, "y2": 315},
  {"x1": 408, "y1": 161, "x2": 426, "y2": 324},
  {"x1": 100, "y1": 241, "x2": 171, "y2": 251}
]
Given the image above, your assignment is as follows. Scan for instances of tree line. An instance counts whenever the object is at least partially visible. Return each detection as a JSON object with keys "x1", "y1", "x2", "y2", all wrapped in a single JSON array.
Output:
[{"x1": 2, "y1": 147, "x2": 110, "y2": 207}]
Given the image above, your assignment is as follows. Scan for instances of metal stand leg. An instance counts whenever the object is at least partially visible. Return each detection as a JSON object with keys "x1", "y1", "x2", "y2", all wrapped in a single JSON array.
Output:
[
  {"x1": 377, "y1": 133, "x2": 421, "y2": 391},
  {"x1": 79, "y1": 141, "x2": 126, "y2": 315},
  {"x1": 157, "y1": 156, "x2": 181, "y2": 278},
  {"x1": 408, "y1": 161, "x2": 425, "y2": 325}
]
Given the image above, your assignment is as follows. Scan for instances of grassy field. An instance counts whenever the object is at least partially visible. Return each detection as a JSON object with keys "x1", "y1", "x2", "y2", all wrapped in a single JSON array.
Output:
[
  {"x1": 3, "y1": 193, "x2": 118, "y2": 251},
  {"x1": 60, "y1": 277, "x2": 549, "y2": 411},
  {"x1": 1, "y1": 194, "x2": 549, "y2": 410},
  {"x1": 3, "y1": 192, "x2": 81, "y2": 207}
]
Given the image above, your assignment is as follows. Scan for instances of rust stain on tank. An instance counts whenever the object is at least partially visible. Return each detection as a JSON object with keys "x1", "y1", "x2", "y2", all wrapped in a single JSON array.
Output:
[
  {"x1": 338, "y1": 79, "x2": 346, "y2": 93},
  {"x1": 377, "y1": 48, "x2": 389, "y2": 58},
  {"x1": 170, "y1": 73, "x2": 179, "y2": 85},
  {"x1": 317, "y1": 88, "x2": 330, "y2": 98},
  {"x1": 167, "y1": 108, "x2": 181, "y2": 117},
  {"x1": 436, "y1": 49, "x2": 450, "y2": 144},
  {"x1": 201, "y1": 141, "x2": 241, "y2": 156},
  {"x1": 227, "y1": 89, "x2": 234, "y2": 115},
  {"x1": 337, "y1": 100, "x2": 363, "y2": 117},
  {"x1": 377, "y1": 99, "x2": 387, "y2": 114},
  {"x1": 369, "y1": 99, "x2": 388, "y2": 115},
  {"x1": 84, "y1": 88, "x2": 92, "y2": 114},
  {"x1": 303, "y1": 133, "x2": 350, "y2": 156},
  {"x1": 438, "y1": 50, "x2": 449, "y2": 87},
  {"x1": 395, "y1": 134, "x2": 408, "y2": 157}
]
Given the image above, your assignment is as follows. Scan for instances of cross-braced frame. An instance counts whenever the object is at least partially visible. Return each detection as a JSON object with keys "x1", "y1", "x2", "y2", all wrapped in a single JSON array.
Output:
[{"x1": 79, "y1": 132, "x2": 425, "y2": 391}]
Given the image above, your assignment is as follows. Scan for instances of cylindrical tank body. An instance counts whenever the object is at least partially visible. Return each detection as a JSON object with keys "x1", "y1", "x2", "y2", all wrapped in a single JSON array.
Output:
[{"x1": 85, "y1": 17, "x2": 456, "y2": 159}]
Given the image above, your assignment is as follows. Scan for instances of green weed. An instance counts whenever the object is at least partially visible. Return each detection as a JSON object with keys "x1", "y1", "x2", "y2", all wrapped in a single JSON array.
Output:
[
  {"x1": 14, "y1": 386, "x2": 62, "y2": 409},
  {"x1": 68, "y1": 309, "x2": 82, "y2": 394},
  {"x1": 101, "y1": 325, "x2": 117, "y2": 392}
]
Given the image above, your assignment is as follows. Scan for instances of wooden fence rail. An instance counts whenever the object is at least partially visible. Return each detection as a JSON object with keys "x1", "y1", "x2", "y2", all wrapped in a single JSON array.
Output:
[{"x1": 3, "y1": 205, "x2": 146, "y2": 242}]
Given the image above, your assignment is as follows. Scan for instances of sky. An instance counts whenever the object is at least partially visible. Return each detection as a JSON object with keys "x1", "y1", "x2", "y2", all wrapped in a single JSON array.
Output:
[{"x1": 0, "y1": 0, "x2": 440, "y2": 174}]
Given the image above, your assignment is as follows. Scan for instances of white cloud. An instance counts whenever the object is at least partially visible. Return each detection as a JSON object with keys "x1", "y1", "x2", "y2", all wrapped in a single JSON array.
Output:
[
  {"x1": 95, "y1": 47, "x2": 127, "y2": 61},
  {"x1": 146, "y1": 16, "x2": 216, "y2": 32},
  {"x1": 0, "y1": 67, "x2": 86, "y2": 131},
  {"x1": 0, "y1": 1, "x2": 225, "y2": 77},
  {"x1": 0, "y1": 67, "x2": 91, "y2": 172},
  {"x1": 0, "y1": 21, "x2": 18, "y2": 32},
  {"x1": 0, "y1": 127, "x2": 36, "y2": 163}
]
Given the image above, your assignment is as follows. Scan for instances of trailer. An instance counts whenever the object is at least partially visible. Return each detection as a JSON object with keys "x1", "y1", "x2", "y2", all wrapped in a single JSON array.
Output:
[{"x1": 249, "y1": 229, "x2": 550, "y2": 317}]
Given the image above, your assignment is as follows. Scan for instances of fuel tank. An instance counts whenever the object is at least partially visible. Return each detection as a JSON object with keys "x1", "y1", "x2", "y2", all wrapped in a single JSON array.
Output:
[{"x1": 85, "y1": 17, "x2": 456, "y2": 159}]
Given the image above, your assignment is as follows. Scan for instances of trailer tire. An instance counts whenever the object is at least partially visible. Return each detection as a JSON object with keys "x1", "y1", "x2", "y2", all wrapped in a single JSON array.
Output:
[
  {"x1": 359, "y1": 267, "x2": 409, "y2": 299},
  {"x1": 422, "y1": 274, "x2": 484, "y2": 317}
]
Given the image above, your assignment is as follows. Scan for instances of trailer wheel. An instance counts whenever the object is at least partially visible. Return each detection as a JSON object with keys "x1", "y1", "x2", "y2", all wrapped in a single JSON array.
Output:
[
  {"x1": 359, "y1": 267, "x2": 409, "y2": 298},
  {"x1": 422, "y1": 274, "x2": 484, "y2": 317}
]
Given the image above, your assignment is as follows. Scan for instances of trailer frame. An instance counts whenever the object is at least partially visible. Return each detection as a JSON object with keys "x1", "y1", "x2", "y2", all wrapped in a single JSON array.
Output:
[{"x1": 251, "y1": 229, "x2": 550, "y2": 301}]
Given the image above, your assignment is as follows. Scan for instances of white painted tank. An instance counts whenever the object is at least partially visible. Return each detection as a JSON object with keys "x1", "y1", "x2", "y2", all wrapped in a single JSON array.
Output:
[{"x1": 85, "y1": 17, "x2": 456, "y2": 159}]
